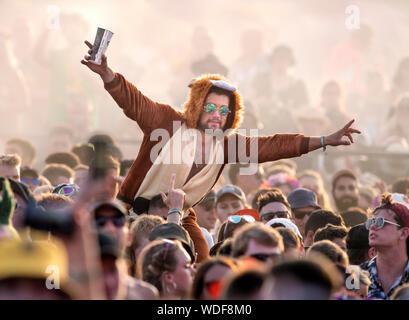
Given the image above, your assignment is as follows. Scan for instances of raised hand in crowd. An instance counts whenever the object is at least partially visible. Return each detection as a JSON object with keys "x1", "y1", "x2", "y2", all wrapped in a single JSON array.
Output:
[
  {"x1": 308, "y1": 119, "x2": 361, "y2": 151},
  {"x1": 160, "y1": 173, "x2": 186, "y2": 224},
  {"x1": 81, "y1": 40, "x2": 115, "y2": 83}
]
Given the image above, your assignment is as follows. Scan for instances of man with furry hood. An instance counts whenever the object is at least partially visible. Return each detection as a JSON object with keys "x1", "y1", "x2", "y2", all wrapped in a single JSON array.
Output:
[{"x1": 81, "y1": 40, "x2": 360, "y2": 217}]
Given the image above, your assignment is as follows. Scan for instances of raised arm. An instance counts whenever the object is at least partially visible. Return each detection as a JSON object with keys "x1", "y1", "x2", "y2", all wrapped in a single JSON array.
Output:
[{"x1": 81, "y1": 40, "x2": 180, "y2": 134}]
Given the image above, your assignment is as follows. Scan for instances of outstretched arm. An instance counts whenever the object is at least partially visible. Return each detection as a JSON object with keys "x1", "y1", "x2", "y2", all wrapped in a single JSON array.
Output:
[{"x1": 225, "y1": 120, "x2": 361, "y2": 164}]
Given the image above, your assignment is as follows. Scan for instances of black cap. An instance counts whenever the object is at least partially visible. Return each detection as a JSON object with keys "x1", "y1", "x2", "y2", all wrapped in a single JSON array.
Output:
[
  {"x1": 287, "y1": 188, "x2": 320, "y2": 209},
  {"x1": 149, "y1": 223, "x2": 196, "y2": 263}
]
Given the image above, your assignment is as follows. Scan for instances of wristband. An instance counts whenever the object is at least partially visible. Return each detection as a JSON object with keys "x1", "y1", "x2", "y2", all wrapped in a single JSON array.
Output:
[
  {"x1": 168, "y1": 209, "x2": 182, "y2": 216},
  {"x1": 320, "y1": 136, "x2": 326, "y2": 152}
]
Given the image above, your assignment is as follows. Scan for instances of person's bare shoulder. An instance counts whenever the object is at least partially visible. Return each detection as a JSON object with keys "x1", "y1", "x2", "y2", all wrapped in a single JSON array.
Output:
[{"x1": 126, "y1": 275, "x2": 159, "y2": 300}]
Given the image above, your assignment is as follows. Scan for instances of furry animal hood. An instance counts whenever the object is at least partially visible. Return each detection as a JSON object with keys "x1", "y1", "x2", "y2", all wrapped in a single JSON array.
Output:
[{"x1": 181, "y1": 74, "x2": 244, "y2": 131}]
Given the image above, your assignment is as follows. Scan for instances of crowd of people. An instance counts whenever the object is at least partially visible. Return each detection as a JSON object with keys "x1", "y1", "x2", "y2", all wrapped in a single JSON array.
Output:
[
  {"x1": 1, "y1": 6, "x2": 409, "y2": 301},
  {"x1": 1, "y1": 140, "x2": 409, "y2": 300}
]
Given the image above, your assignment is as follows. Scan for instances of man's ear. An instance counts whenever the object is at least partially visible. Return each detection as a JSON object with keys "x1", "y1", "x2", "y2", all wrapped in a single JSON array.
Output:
[
  {"x1": 368, "y1": 247, "x2": 376, "y2": 260},
  {"x1": 306, "y1": 230, "x2": 315, "y2": 245},
  {"x1": 399, "y1": 227, "x2": 409, "y2": 240}
]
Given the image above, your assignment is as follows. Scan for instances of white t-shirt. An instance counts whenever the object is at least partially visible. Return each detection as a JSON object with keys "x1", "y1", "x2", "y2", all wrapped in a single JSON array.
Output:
[{"x1": 200, "y1": 227, "x2": 214, "y2": 251}]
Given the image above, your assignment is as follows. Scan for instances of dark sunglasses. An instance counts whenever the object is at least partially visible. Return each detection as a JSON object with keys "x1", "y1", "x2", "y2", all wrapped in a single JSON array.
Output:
[
  {"x1": 260, "y1": 211, "x2": 289, "y2": 221},
  {"x1": 95, "y1": 215, "x2": 126, "y2": 228},
  {"x1": 203, "y1": 103, "x2": 230, "y2": 116},
  {"x1": 292, "y1": 209, "x2": 313, "y2": 220},
  {"x1": 21, "y1": 178, "x2": 40, "y2": 186},
  {"x1": 365, "y1": 217, "x2": 401, "y2": 230},
  {"x1": 250, "y1": 253, "x2": 282, "y2": 263}
]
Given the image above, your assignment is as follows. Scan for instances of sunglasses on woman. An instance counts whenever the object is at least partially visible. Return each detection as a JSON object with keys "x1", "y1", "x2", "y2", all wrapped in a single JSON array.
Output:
[
  {"x1": 203, "y1": 103, "x2": 230, "y2": 116},
  {"x1": 228, "y1": 215, "x2": 255, "y2": 224},
  {"x1": 365, "y1": 217, "x2": 401, "y2": 230},
  {"x1": 95, "y1": 216, "x2": 126, "y2": 228}
]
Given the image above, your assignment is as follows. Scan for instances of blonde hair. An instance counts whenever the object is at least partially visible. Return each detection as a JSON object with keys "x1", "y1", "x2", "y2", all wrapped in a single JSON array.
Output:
[
  {"x1": 127, "y1": 215, "x2": 165, "y2": 277},
  {"x1": 231, "y1": 223, "x2": 284, "y2": 257},
  {"x1": 0, "y1": 154, "x2": 21, "y2": 168},
  {"x1": 130, "y1": 214, "x2": 165, "y2": 238}
]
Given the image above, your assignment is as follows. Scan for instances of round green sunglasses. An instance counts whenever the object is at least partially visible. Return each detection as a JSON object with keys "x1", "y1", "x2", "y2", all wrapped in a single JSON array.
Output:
[{"x1": 204, "y1": 103, "x2": 230, "y2": 116}]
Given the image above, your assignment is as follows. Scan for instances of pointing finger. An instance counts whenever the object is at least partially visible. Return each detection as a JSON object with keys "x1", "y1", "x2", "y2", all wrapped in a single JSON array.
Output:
[
  {"x1": 344, "y1": 119, "x2": 355, "y2": 129},
  {"x1": 169, "y1": 173, "x2": 176, "y2": 191}
]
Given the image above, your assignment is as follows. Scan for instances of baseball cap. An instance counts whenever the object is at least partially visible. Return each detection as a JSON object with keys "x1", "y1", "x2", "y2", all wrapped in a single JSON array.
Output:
[
  {"x1": 235, "y1": 208, "x2": 260, "y2": 221},
  {"x1": 198, "y1": 190, "x2": 216, "y2": 206},
  {"x1": 266, "y1": 218, "x2": 303, "y2": 240},
  {"x1": 287, "y1": 188, "x2": 320, "y2": 209},
  {"x1": 0, "y1": 238, "x2": 69, "y2": 289},
  {"x1": 216, "y1": 185, "x2": 246, "y2": 204},
  {"x1": 149, "y1": 223, "x2": 196, "y2": 263},
  {"x1": 90, "y1": 199, "x2": 127, "y2": 217}
]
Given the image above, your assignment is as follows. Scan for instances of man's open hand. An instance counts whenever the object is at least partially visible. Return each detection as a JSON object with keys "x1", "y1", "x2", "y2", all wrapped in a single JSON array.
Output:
[{"x1": 324, "y1": 119, "x2": 361, "y2": 147}]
